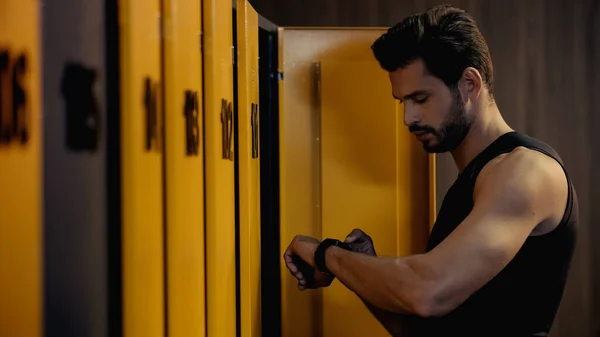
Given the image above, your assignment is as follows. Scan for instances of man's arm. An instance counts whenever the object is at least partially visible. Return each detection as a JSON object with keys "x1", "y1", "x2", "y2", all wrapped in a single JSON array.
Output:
[
  {"x1": 341, "y1": 229, "x2": 414, "y2": 336},
  {"x1": 325, "y1": 148, "x2": 568, "y2": 317},
  {"x1": 358, "y1": 297, "x2": 414, "y2": 336}
]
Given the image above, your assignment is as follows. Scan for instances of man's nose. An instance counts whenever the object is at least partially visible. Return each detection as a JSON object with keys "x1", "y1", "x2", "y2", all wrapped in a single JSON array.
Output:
[{"x1": 403, "y1": 103, "x2": 420, "y2": 127}]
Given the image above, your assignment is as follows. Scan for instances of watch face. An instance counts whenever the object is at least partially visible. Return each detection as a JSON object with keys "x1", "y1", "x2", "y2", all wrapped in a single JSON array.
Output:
[{"x1": 329, "y1": 238, "x2": 351, "y2": 251}]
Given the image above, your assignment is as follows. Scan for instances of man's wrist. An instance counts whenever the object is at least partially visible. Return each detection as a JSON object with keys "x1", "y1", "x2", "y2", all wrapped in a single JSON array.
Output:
[
  {"x1": 314, "y1": 238, "x2": 351, "y2": 275},
  {"x1": 324, "y1": 245, "x2": 350, "y2": 277},
  {"x1": 325, "y1": 246, "x2": 338, "y2": 273}
]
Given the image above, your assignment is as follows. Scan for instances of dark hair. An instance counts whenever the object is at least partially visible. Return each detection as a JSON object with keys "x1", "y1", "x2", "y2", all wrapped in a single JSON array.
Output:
[{"x1": 372, "y1": 4, "x2": 494, "y2": 97}]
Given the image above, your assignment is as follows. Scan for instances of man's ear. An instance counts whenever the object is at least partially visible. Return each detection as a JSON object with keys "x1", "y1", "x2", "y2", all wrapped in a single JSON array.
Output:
[{"x1": 461, "y1": 67, "x2": 483, "y2": 101}]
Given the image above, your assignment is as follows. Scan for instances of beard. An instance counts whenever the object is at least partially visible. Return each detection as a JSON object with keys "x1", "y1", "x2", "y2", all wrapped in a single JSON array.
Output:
[{"x1": 411, "y1": 88, "x2": 471, "y2": 153}]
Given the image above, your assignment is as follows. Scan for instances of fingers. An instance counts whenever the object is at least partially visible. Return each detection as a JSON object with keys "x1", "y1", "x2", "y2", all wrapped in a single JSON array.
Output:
[
  {"x1": 284, "y1": 240, "x2": 303, "y2": 282},
  {"x1": 292, "y1": 253, "x2": 315, "y2": 286},
  {"x1": 298, "y1": 282, "x2": 307, "y2": 291},
  {"x1": 285, "y1": 257, "x2": 305, "y2": 283},
  {"x1": 344, "y1": 228, "x2": 366, "y2": 243},
  {"x1": 284, "y1": 249, "x2": 298, "y2": 274},
  {"x1": 283, "y1": 238, "x2": 311, "y2": 288}
]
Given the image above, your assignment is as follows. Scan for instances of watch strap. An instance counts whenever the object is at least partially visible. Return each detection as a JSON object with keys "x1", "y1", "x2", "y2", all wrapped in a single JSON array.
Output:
[{"x1": 314, "y1": 238, "x2": 351, "y2": 275}]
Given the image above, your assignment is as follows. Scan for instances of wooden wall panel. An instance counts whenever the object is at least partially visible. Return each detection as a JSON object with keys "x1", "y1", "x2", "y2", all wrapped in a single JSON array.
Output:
[
  {"x1": 586, "y1": 3, "x2": 600, "y2": 337},
  {"x1": 249, "y1": 0, "x2": 600, "y2": 336}
]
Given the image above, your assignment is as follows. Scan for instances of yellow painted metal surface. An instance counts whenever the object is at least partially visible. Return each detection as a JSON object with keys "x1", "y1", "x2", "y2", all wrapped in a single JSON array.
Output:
[
  {"x1": 236, "y1": 1, "x2": 261, "y2": 336},
  {"x1": 279, "y1": 28, "x2": 435, "y2": 337},
  {"x1": 0, "y1": 1, "x2": 42, "y2": 336},
  {"x1": 278, "y1": 29, "x2": 321, "y2": 337},
  {"x1": 319, "y1": 60, "x2": 430, "y2": 336},
  {"x1": 118, "y1": 1, "x2": 165, "y2": 336},
  {"x1": 162, "y1": 0, "x2": 205, "y2": 336},
  {"x1": 203, "y1": 0, "x2": 236, "y2": 336}
]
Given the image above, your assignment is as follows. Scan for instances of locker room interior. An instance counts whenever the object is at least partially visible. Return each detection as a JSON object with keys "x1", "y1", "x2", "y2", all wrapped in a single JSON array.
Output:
[{"x1": 1, "y1": 0, "x2": 598, "y2": 337}]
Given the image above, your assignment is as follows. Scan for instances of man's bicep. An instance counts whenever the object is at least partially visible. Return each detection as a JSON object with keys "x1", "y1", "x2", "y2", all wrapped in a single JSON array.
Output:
[
  {"x1": 424, "y1": 210, "x2": 534, "y2": 314},
  {"x1": 422, "y1": 160, "x2": 548, "y2": 314}
]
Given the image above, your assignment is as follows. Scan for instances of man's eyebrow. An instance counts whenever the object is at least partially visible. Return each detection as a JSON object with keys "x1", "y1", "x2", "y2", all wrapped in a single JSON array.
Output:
[{"x1": 393, "y1": 90, "x2": 429, "y2": 102}]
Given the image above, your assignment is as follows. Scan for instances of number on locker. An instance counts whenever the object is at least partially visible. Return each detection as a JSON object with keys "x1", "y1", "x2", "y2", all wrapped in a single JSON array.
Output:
[
  {"x1": 162, "y1": 0, "x2": 206, "y2": 336},
  {"x1": 204, "y1": 0, "x2": 236, "y2": 335},
  {"x1": 118, "y1": 1, "x2": 165, "y2": 337},
  {"x1": 236, "y1": 1, "x2": 262, "y2": 336},
  {"x1": 0, "y1": 2, "x2": 42, "y2": 337}
]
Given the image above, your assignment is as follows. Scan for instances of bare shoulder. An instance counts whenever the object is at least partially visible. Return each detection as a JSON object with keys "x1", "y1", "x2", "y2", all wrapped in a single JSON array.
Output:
[{"x1": 474, "y1": 147, "x2": 569, "y2": 234}]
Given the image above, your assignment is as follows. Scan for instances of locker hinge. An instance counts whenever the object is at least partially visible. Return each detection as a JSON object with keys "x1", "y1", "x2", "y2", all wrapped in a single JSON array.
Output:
[
  {"x1": 277, "y1": 71, "x2": 284, "y2": 81},
  {"x1": 0, "y1": 49, "x2": 29, "y2": 145}
]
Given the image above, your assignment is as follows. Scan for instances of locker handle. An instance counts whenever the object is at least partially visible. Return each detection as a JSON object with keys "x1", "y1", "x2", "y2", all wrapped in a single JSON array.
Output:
[
  {"x1": 250, "y1": 103, "x2": 259, "y2": 159},
  {"x1": 220, "y1": 98, "x2": 233, "y2": 161}
]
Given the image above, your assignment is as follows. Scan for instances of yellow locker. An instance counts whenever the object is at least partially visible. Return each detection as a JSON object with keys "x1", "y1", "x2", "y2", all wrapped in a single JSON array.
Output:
[
  {"x1": 278, "y1": 28, "x2": 435, "y2": 337},
  {"x1": 204, "y1": 0, "x2": 236, "y2": 336},
  {"x1": 319, "y1": 59, "x2": 431, "y2": 336},
  {"x1": 0, "y1": 2, "x2": 42, "y2": 337},
  {"x1": 118, "y1": 1, "x2": 165, "y2": 337},
  {"x1": 162, "y1": 0, "x2": 206, "y2": 336},
  {"x1": 236, "y1": 1, "x2": 261, "y2": 336}
]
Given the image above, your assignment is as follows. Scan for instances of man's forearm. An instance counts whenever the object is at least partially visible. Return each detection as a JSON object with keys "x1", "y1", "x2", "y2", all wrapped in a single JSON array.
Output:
[
  {"x1": 359, "y1": 296, "x2": 414, "y2": 336},
  {"x1": 325, "y1": 246, "x2": 436, "y2": 316}
]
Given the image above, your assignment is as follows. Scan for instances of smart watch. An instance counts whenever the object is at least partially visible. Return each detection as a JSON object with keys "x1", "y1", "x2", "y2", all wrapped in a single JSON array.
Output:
[{"x1": 314, "y1": 238, "x2": 352, "y2": 276}]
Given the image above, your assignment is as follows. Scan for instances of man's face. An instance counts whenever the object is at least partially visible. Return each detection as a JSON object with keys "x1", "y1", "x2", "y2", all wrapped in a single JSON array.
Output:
[{"x1": 389, "y1": 58, "x2": 471, "y2": 153}]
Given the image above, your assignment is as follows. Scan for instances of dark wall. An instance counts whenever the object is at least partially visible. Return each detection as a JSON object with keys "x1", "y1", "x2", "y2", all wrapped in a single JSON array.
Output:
[{"x1": 250, "y1": 0, "x2": 600, "y2": 336}]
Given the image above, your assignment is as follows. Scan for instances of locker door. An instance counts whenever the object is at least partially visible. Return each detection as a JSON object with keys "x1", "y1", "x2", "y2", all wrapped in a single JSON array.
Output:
[
  {"x1": 118, "y1": 1, "x2": 165, "y2": 337},
  {"x1": 236, "y1": 1, "x2": 261, "y2": 336},
  {"x1": 204, "y1": 0, "x2": 236, "y2": 336},
  {"x1": 162, "y1": 0, "x2": 205, "y2": 336},
  {"x1": 319, "y1": 59, "x2": 431, "y2": 337},
  {"x1": 0, "y1": 2, "x2": 42, "y2": 337},
  {"x1": 278, "y1": 28, "x2": 436, "y2": 337},
  {"x1": 42, "y1": 1, "x2": 109, "y2": 336}
]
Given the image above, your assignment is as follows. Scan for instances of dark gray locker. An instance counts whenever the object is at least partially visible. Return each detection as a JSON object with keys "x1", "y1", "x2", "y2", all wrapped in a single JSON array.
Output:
[{"x1": 42, "y1": 2, "x2": 111, "y2": 337}]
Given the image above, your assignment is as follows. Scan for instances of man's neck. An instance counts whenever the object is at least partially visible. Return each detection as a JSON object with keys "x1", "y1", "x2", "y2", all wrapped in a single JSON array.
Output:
[{"x1": 450, "y1": 103, "x2": 513, "y2": 173}]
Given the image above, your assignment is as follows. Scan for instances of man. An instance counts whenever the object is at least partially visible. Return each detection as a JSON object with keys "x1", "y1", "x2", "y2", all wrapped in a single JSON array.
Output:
[{"x1": 283, "y1": 4, "x2": 578, "y2": 337}]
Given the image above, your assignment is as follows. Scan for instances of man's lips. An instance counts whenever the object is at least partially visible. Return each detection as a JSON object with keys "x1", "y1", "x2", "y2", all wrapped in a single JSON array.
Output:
[{"x1": 413, "y1": 131, "x2": 431, "y2": 141}]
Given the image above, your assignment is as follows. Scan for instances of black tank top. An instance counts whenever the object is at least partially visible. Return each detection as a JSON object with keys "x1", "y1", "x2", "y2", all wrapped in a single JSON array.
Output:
[{"x1": 412, "y1": 131, "x2": 578, "y2": 337}]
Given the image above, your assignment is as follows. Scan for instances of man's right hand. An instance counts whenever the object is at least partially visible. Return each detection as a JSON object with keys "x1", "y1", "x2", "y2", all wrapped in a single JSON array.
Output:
[{"x1": 344, "y1": 228, "x2": 377, "y2": 256}]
